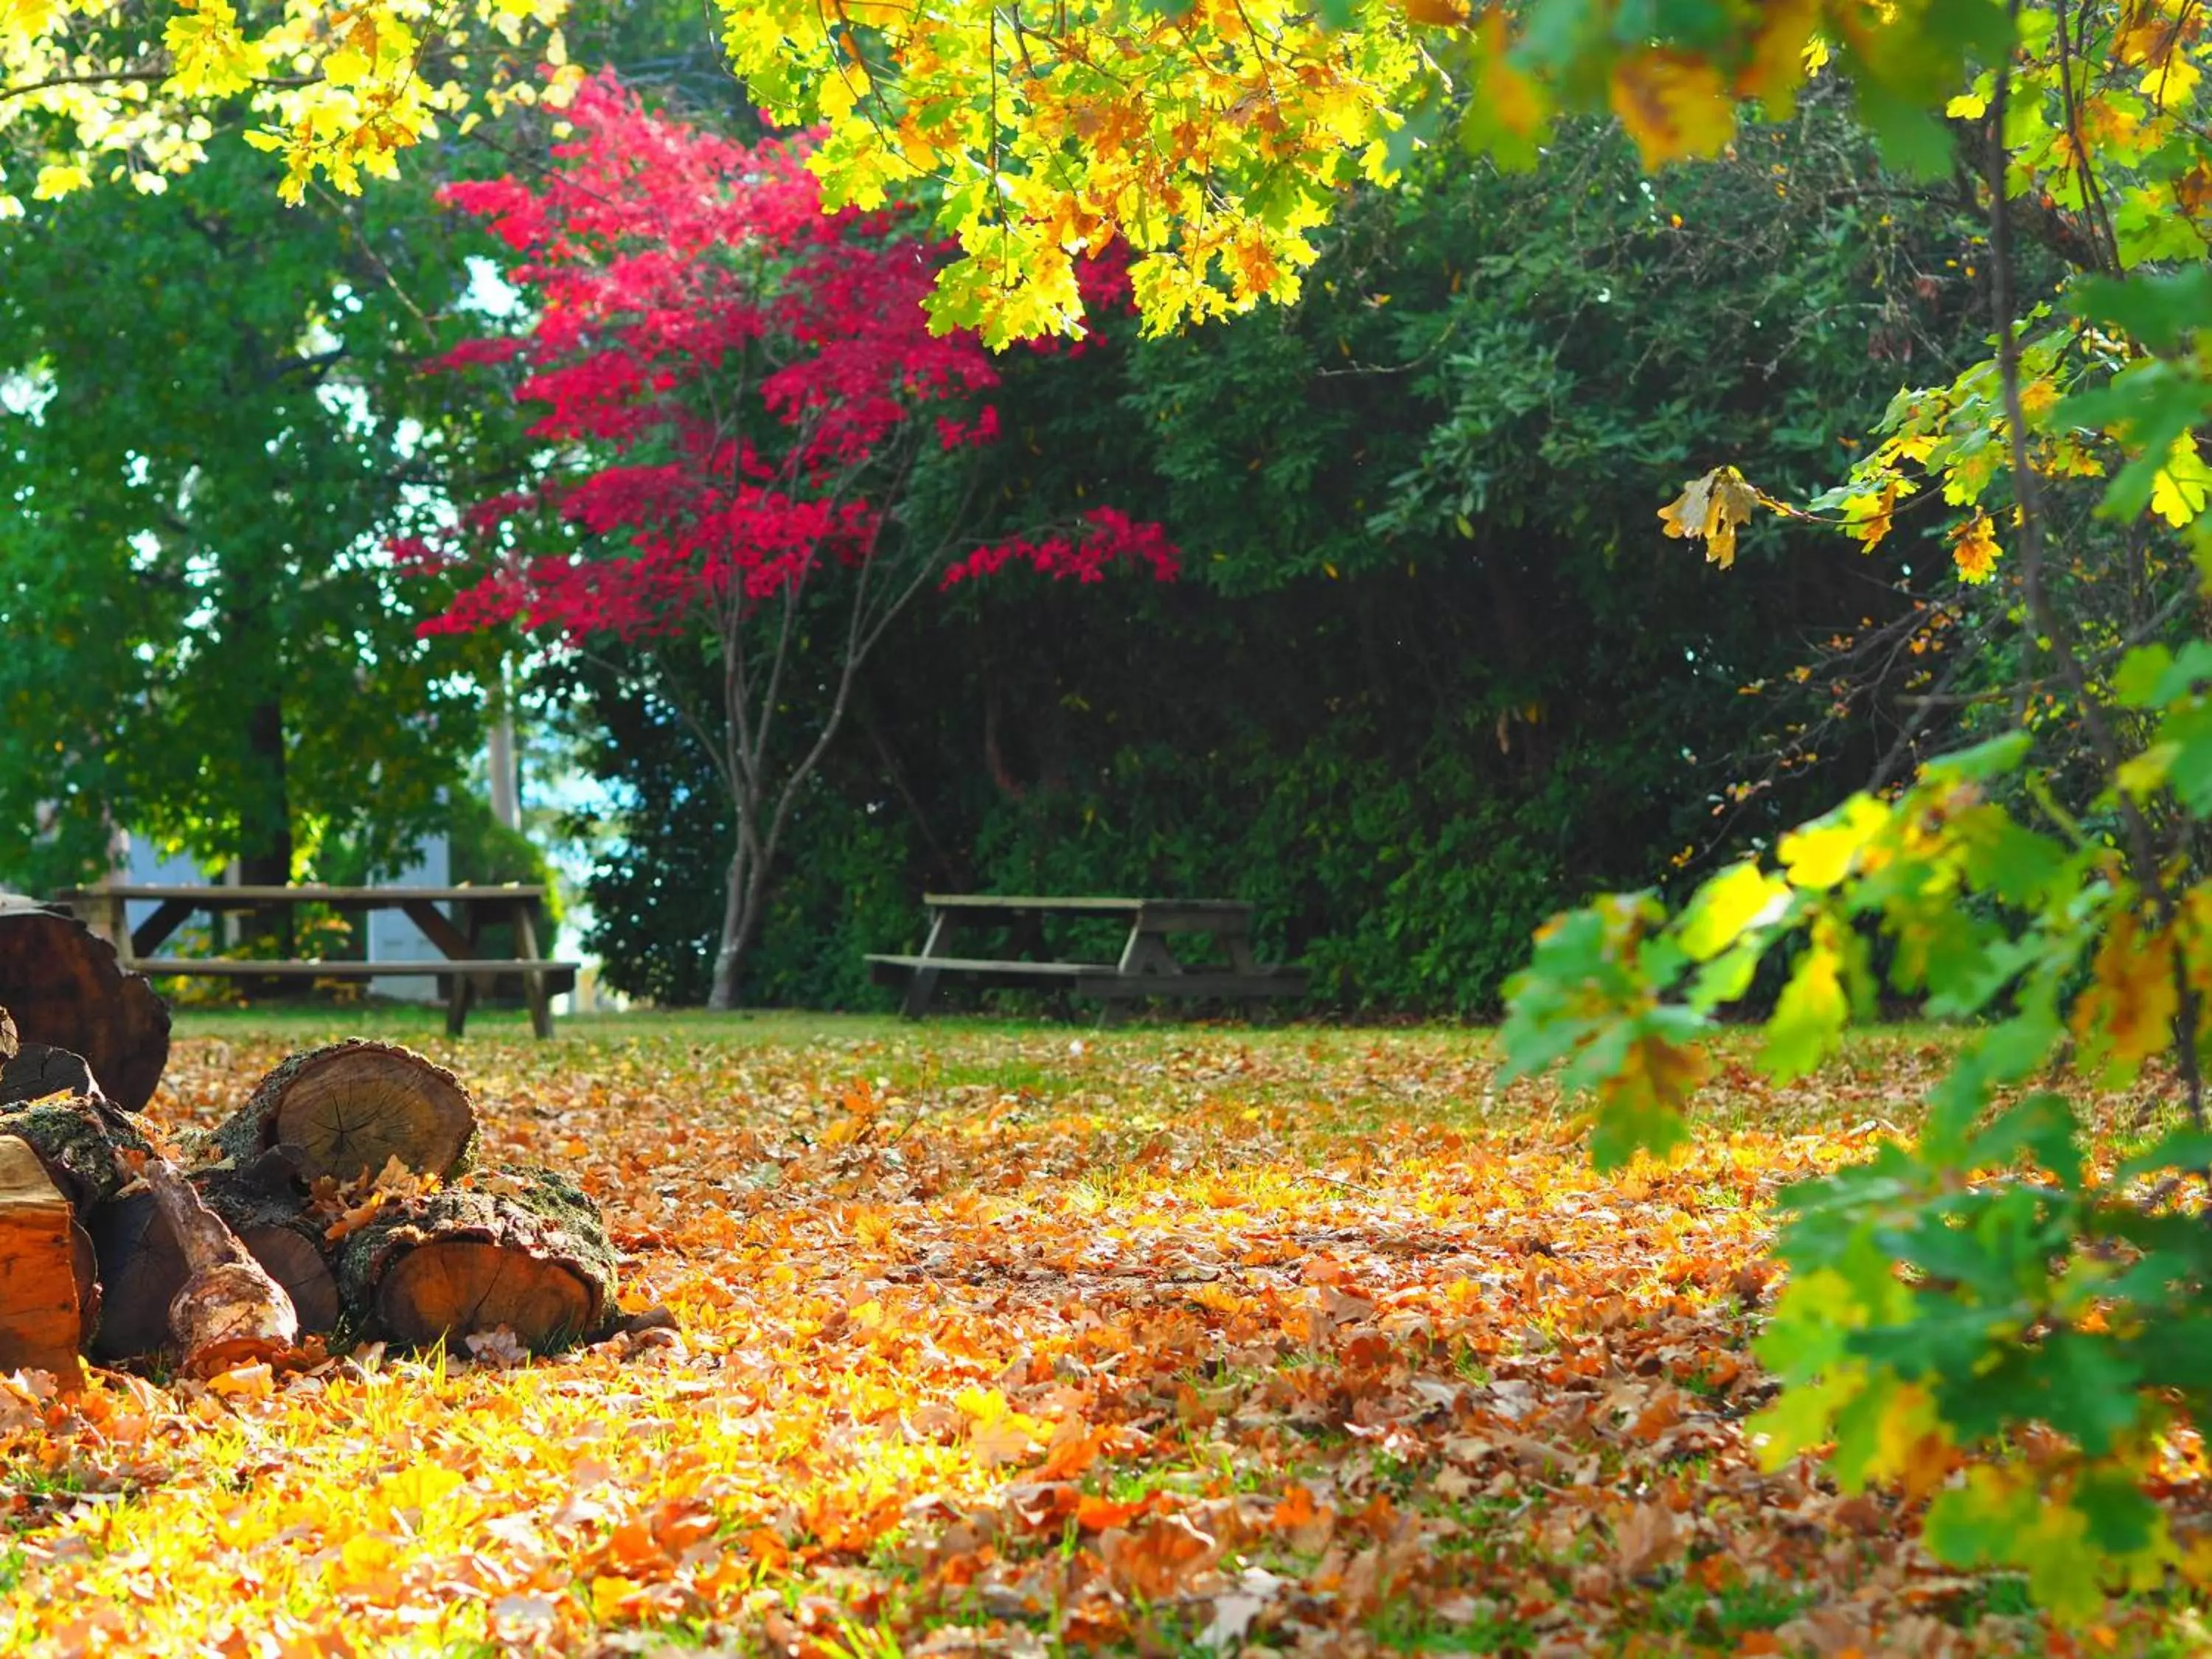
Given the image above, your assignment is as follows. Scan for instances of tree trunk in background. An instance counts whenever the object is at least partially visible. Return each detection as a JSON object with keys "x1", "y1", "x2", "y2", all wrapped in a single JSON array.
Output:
[
  {"x1": 706, "y1": 838, "x2": 761, "y2": 1012},
  {"x1": 240, "y1": 696, "x2": 295, "y2": 961}
]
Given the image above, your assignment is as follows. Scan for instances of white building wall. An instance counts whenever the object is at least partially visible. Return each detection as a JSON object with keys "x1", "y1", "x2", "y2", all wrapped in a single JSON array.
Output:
[
  {"x1": 368, "y1": 837, "x2": 452, "y2": 1001},
  {"x1": 122, "y1": 838, "x2": 214, "y2": 942}
]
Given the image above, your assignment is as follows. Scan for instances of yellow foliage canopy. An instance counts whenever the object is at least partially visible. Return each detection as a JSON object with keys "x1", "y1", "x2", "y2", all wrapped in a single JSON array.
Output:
[{"x1": 0, "y1": 0, "x2": 576, "y2": 213}]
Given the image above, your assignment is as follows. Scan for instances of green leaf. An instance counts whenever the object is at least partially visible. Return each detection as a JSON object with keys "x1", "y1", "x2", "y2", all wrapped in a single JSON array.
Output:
[
  {"x1": 1587, "y1": 1092, "x2": 1691, "y2": 1171},
  {"x1": 1924, "y1": 1469, "x2": 2110, "y2": 1624},
  {"x1": 1968, "y1": 1093, "x2": 2083, "y2": 1189},
  {"x1": 2112, "y1": 639, "x2": 2212, "y2": 709},
  {"x1": 1921, "y1": 730, "x2": 2030, "y2": 782},
  {"x1": 2055, "y1": 361, "x2": 2212, "y2": 522},
  {"x1": 1854, "y1": 78, "x2": 1956, "y2": 179},
  {"x1": 2070, "y1": 267, "x2": 2212, "y2": 355},
  {"x1": 1760, "y1": 931, "x2": 1848, "y2": 1082},
  {"x1": 1688, "y1": 936, "x2": 1764, "y2": 1012},
  {"x1": 2113, "y1": 1128, "x2": 2212, "y2": 1183}
]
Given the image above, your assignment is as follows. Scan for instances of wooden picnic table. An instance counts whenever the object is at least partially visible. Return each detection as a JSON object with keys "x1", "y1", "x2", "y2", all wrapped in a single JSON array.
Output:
[
  {"x1": 50, "y1": 884, "x2": 578, "y2": 1039},
  {"x1": 866, "y1": 894, "x2": 1307, "y2": 1019}
]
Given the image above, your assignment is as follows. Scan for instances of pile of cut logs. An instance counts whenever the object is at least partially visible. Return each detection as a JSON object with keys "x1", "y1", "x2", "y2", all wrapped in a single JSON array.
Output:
[{"x1": 0, "y1": 902, "x2": 620, "y2": 1386}]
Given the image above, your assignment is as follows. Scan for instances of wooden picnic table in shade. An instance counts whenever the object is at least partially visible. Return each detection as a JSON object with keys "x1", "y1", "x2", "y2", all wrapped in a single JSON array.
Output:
[
  {"x1": 865, "y1": 894, "x2": 1307, "y2": 1019},
  {"x1": 51, "y1": 885, "x2": 577, "y2": 1039}
]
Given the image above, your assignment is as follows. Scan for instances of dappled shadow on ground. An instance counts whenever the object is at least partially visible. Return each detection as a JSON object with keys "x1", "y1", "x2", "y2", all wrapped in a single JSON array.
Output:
[{"x1": 7, "y1": 1023, "x2": 2205, "y2": 1655}]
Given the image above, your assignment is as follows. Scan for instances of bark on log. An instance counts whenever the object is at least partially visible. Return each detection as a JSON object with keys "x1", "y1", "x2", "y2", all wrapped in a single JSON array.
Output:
[
  {"x1": 0, "y1": 909, "x2": 169, "y2": 1113},
  {"x1": 336, "y1": 1167, "x2": 616, "y2": 1352},
  {"x1": 0, "y1": 1134, "x2": 94, "y2": 1383},
  {"x1": 0, "y1": 1005, "x2": 15, "y2": 1061},
  {"x1": 0, "y1": 1093, "x2": 136, "y2": 1211},
  {"x1": 207, "y1": 1040, "x2": 475, "y2": 1182}
]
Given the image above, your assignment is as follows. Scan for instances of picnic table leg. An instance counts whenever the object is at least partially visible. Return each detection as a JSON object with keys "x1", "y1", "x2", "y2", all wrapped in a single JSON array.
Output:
[
  {"x1": 128, "y1": 900, "x2": 196, "y2": 965},
  {"x1": 902, "y1": 912, "x2": 949, "y2": 1019},
  {"x1": 99, "y1": 891, "x2": 131, "y2": 959},
  {"x1": 1222, "y1": 928, "x2": 1262, "y2": 1021},
  {"x1": 1116, "y1": 928, "x2": 1185, "y2": 978},
  {"x1": 512, "y1": 902, "x2": 555, "y2": 1041},
  {"x1": 445, "y1": 972, "x2": 477, "y2": 1038}
]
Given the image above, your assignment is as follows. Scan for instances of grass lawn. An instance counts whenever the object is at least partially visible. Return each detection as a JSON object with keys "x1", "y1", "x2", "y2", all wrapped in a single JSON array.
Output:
[{"x1": 5, "y1": 1011, "x2": 2203, "y2": 1655}]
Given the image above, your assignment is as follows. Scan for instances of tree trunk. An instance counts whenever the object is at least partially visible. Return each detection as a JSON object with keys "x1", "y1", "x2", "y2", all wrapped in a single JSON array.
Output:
[
  {"x1": 335, "y1": 1166, "x2": 618, "y2": 1351},
  {"x1": 706, "y1": 836, "x2": 768, "y2": 1012},
  {"x1": 0, "y1": 908, "x2": 171, "y2": 1112},
  {"x1": 204, "y1": 1039, "x2": 476, "y2": 1182},
  {"x1": 238, "y1": 692, "x2": 296, "y2": 973}
]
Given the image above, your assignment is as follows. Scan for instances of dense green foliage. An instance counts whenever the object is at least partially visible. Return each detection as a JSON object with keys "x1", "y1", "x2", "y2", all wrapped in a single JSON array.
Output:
[
  {"x1": 0, "y1": 145, "x2": 501, "y2": 894},
  {"x1": 569, "y1": 106, "x2": 1985, "y2": 1010},
  {"x1": 1496, "y1": 3, "x2": 2212, "y2": 1597}
]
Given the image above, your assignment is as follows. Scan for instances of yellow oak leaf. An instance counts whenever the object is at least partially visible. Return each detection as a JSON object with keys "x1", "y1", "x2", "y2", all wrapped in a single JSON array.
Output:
[
  {"x1": 1840, "y1": 478, "x2": 1906, "y2": 552},
  {"x1": 30, "y1": 164, "x2": 89, "y2": 201},
  {"x1": 164, "y1": 0, "x2": 262, "y2": 98},
  {"x1": 1950, "y1": 510, "x2": 2001, "y2": 584},
  {"x1": 1735, "y1": 0, "x2": 1822, "y2": 114},
  {"x1": 2151, "y1": 436, "x2": 2212, "y2": 528},
  {"x1": 1658, "y1": 465, "x2": 1763, "y2": 568},
  {"x1": 2073, "y1": 913, "x2": 2179, "y2": 1078},
  {"x1": 1610, "y1": 51, "x2": 1735, "y2": 167},
  {"x1": 1778, "y1": 795, "x2": 1891, "y2": 891},
  {"x1": 1, "y1": 0, "x2": 62, "y2": 37}
]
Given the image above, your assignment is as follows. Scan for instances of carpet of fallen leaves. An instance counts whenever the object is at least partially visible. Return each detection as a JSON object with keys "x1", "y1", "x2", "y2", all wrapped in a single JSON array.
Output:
[{"x1": 7, "y1": 1016, "x2": 2211, "y2": 1658}]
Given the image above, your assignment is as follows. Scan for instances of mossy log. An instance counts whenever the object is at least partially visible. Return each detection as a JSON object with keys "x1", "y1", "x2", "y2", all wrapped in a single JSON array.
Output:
[
  {"x1": 207, "y1": 1040, "x2": 475, "y2": 1182},
  {"x1": 337, "y1": 1168, "x2": 616, "y2": 1352},
  {"x1": 0, "y1": 908, "x2": 169, "y2": 1113},
  {"x1": 0, "y1": 1091, "x2": 137, "y2": 1211},
  {"x1": 0, "y1": 1134, "x2": 95, "y2": 1383}
]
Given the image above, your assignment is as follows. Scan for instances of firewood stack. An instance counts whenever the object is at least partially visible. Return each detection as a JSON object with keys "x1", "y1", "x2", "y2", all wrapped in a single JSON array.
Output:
[{"x1": 0, "y1": 906, "x2": 619, "y2": 1388}]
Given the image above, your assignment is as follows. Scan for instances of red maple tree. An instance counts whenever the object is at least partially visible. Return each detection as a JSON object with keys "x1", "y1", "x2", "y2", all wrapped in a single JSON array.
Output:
[{"x1": 411, "y1": 76, "x2": 1176, "y2": 1009}]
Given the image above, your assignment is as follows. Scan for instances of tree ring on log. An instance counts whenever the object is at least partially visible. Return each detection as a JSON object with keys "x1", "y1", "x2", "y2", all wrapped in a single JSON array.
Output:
[
  {"x1": 375, "y1": 1241, "x2": 595, "y2": 1351},
  {"x1": 220, "y1": 1040, "x2": 475, "y2": 1182},
  {"x1": 87, "y1": 1190, "x2": 189, "y2": 1362}
]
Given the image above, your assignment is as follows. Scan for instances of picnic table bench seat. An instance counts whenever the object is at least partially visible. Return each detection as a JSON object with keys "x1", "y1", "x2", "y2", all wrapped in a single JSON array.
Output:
[
  {"x1": 53, "y1": 883, "x2": 576, "y2": 1039},
  {"x1": 866, "y1": 894, "x2": 1307, "y2": 1019}
]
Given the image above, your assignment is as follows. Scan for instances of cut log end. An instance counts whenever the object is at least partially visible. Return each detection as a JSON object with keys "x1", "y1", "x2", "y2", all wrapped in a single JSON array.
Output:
[
  {"x1": 236, "y1": 1225, "x2": 338, "y2": 1335},
  {"x1": 0, "y1": 908, "x2": 170, "y2": 1113},
  {"x1": 87, "y1": 1190, "x2": 189, "y2": 1363},
  {"x1": 0, "y1": 1135, "x2": 90, "y2": 1384},
  {"x1": 220, "y1": 1041, "x2": 475, "y2": 1183},
  {"x1": 375, "y1": 1240, "x2": 596, "y2": 1352},
  {"x1": 0, "y1": 1045, "x2": 97, "y2": 1109}
]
